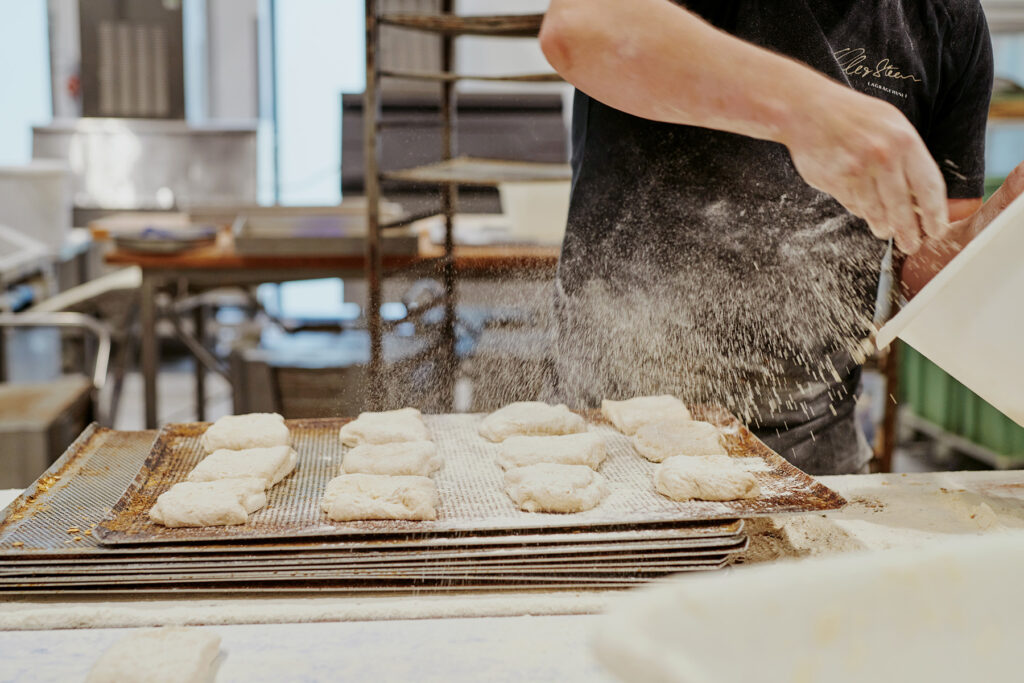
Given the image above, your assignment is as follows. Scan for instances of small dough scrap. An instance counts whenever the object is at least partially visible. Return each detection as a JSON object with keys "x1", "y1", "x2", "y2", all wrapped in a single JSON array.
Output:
[
  {"x1": 601, "y1": 395, "x2": 692, "y2": 435},
  {"x1": 479, "y1": 402, "x2": 586, "y2": 442},
  {"x1": 633, "y1": 420, "x2": 724, "y2": 462},
  {"x1": 341, "y1": 440, "x2": 442, "y2": 477},
  {"x1": 339, "y1": 408, "x2": 429, "y2": 447},
  {"x1": 654, "y1": 455, "x2": 761, "y2": 502},
  {"x1": 321, "y1": 473, "x2": 439, "y2": 521},
  {"x1": 200, "y1": 412, "x2": 290, "y2": 453},
  {"x1": 87, "y1": 627, "x2": 221, "y2": 683},
  {"x1": 149, "y1": 479, "x2": 267, "y2": 527},
  {"x1": 497, "y1": 432, "x2": 606, "y2": 471},
  {"x1": 187, "y1": 445, "x2": 297, "y2": 488},
  {"x1": 504, "y1": 463, "x2": 608, "y2": 513}
]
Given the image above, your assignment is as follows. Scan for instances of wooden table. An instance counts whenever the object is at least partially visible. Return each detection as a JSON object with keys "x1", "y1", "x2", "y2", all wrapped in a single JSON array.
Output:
[{"x1": 105, "y1": 231, "x2": 559, "y2": 428}]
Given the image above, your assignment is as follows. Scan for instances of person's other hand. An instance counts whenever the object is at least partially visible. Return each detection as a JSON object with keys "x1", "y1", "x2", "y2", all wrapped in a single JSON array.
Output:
[
  {"x1": 784, "y1": 85, "x2": 949, "y2": 255},
  {"x1": 900, "y1": 161, "x2": 1024, "y2": 298},
  {"x1": 954, "y1": 161, "x2": 1024, "y2": 238}
]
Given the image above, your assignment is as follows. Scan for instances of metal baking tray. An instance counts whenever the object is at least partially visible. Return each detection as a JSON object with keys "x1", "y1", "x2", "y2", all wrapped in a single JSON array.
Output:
[
  {"x1": 97, "y1": 412, "x2": 845, "y2": 545},
  {"x1": 0, "y1": 542, "x2": 747, "y2": 578},
  {"x1": 0, "y1": 558, "x2": 732, "y2": 584},
  {"x1": 0, "y1": 562, "x2": 728, "y2": 590},
  {"x1": 0, "y1": 424, "x2": 745, "y2": 598},
  {"x1": 0, "y1": 576, "x2": 670, "y2": 597},
  {"x1": 0, "y1": 539, "x2": 747, "y2": 573},
  {"x1": 0, "y1": 427, "x2": 744, "y2": 559},
  {"x1": 0, "y1": 583, "x2": 643, "y2": 596},
  {"x1": 0, "y1": 536, "x2": 746, "y2": 570},
  {"x1": 1, "y1": 531, "x2": 746, "y2": 564}
]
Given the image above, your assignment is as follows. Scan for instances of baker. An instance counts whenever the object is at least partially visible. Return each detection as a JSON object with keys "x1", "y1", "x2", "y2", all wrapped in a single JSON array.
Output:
[{"x1": 539, "y1": 0, "x2": 1023, "y2": 474}]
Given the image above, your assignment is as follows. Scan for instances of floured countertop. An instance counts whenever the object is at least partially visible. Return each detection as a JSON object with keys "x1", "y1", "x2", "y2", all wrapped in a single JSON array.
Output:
[
  {"x1": 2, "y1": 469, "x2": 1024, "y2": 632},
  {"x1": 742, "y1": 469, "x2": 1024, "y2": 563}
]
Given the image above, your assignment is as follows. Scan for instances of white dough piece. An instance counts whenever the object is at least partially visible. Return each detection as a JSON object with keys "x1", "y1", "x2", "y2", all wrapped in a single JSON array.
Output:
[
  {"x1": 654, "y1": 455, "x2": 760, "y2": 502},
  {"x1": 601, "y1": 395, "x2": 692, "y2": 435},
  {"x1": 341, "y1": 440, "x2": 443, "y2": 477},
  {"x1": 504, "y1": 463, "x2": 608, "y2": 513},
  {"x1": 87, "y1": 627, "x2": 221, "y2": 683},
  {"x1": 321, "y1": 473, "x2": 439, "y2": 521},
  {"x1": 633, "y1": 419, "x2": 724, "y2": 462},
  {"x1": 187, "y1": 445, "x2": 297, "y2": 488},
  {"x1": 478, "y1": 402, "x2": 586, "y2": 442},
  {"x1": 200, "y1": 412, "x2": 290, "y2": 453},
  {"x1": 338, "y1": 408, "x2": 429, "y2": 447},
  {"x1": 497, "y1": 432, "x2": 607, "y2": 471},
  {"x1": 149, "y1": 478, "x2": 267, "y2": 527}
]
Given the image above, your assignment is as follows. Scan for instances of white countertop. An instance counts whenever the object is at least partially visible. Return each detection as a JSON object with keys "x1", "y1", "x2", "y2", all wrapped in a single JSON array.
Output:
[
  {"x1": 0, "y1": 615, "x2": 615, "y2": 683},
  {"x1": 3, "y1": 470, "x2": 1024, "y2": 682}
]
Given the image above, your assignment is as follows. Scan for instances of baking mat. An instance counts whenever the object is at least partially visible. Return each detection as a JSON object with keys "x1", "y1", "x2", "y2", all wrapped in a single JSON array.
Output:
[{"x1": 97, "y1": 411, "x2": 845, "y2": 544}]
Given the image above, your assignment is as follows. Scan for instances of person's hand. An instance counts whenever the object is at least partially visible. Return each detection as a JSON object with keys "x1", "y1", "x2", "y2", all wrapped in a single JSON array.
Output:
[
  {"x1": 953, "y1": 161, "x2": 1024, "y2": 239},
  {"x1": 783, "y1": 84, "x2": 949, "y2": 255},
  {"x1": 900, "y1": 162, "x2": 1024, "y2": 298}
]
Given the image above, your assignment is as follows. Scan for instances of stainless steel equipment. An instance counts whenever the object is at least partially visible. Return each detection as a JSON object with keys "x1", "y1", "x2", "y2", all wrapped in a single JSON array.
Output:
[{"x1": 33, "y1": 118, "x2": 257, "y2": 212}]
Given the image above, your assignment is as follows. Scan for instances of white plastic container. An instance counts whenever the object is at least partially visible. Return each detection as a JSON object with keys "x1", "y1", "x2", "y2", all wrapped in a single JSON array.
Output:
[
  {"x1": 0, "y1": 161, "x2": 72, "y2": 253},
  {"x1": 498, "y1": 180, "x2": 571, "y2": 245},
  {"x1": 875, "y1": 191, "x2": 1024, "y2": 426}
]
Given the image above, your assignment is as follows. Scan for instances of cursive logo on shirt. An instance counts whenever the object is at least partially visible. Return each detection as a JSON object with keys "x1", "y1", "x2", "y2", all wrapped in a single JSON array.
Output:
[{"x1": 832, "y1": 47, "x2": 922, "y2": 83}]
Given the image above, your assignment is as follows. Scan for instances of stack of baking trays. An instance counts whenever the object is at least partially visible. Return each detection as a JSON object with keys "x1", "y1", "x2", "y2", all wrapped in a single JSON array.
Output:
[{"x1": 0, "y1": 410, "x2": 845, "y2": 596}]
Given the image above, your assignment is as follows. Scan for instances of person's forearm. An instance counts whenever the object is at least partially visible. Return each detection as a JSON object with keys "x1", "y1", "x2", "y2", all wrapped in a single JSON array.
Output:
[
  {"x1": 540, "y1": 0, "x2": 841, "y2": 146},
  {"x1": 542, "y1": 0, "x2": 951, "y2": 252}
]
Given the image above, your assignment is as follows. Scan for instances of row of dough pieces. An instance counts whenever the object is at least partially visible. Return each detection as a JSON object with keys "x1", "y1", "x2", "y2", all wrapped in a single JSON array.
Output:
[
  {"x1": 149, "y1": 413, "x2": 297, "y2": 528},
  {"x1": 146, "y1": 410, "x2": 448, "y2": 527},
  {"x1": 148, "y1": 396, "x2": 762, "y2": 527},
  {"x1": 483, "y1": 395, "x2": 762, "y2": 514},
  {"x1": 332, "y1": 396, "x2": 762, "y2": 519},
  {"x1": 148, "y1": 411, "x2": 441, "y2": 528}
]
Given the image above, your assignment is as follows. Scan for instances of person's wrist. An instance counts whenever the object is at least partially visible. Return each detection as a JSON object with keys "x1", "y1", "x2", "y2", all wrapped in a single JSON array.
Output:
[{"x1": 773, "y1": 72, "x2": 845, "y2": 150}]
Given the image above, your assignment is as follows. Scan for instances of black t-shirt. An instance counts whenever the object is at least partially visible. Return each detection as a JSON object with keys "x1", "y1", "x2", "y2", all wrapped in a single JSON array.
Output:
[{"x1": 554, "y1": 0, "x2": 992, "y2": 473}]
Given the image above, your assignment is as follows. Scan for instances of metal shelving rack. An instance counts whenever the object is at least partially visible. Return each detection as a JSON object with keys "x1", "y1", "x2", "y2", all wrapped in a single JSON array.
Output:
[{"x1": 362, "y1": 2, "x2": 567, "y2": 410}]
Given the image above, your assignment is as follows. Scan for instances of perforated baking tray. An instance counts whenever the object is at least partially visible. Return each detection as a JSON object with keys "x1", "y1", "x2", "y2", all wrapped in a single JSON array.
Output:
[
  {"x1": 0, "y1": 427, "x2": 744, "y2": 558},
  {"x1": 96, "y1": 412, "x2": 845, "y2": 545},
  {"x1": 0, "y1": 541, "x2": 748, "y2": 578}
]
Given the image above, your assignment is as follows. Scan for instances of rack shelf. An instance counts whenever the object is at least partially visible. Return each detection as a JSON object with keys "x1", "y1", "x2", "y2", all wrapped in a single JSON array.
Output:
[
  {"x1": 380, "y1": 69, "x2": 561, "y2": 83},
  {"x1": 381, "y1": 157, "x2": 571, "y2": 187},
  {"x1": 379, "y1": 12, "x2": 544, "y2": 37},
  {"x1": 365, "y1": 2, "x2": 563, "y2": 411}
]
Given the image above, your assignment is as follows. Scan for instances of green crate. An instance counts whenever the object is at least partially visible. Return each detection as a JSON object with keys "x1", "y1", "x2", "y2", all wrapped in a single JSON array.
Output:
[{"x1": 899, "y1": 342, "x2": 1024, "y2": 459}]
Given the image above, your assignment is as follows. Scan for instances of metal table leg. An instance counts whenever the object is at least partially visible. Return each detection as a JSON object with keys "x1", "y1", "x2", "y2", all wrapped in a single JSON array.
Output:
[
  {"x1": 140, "y1": 275, "x2": 159, "y2": 429},
  {"x1": 194, "y1": 304, "x2": 206, "y2": 421}
]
